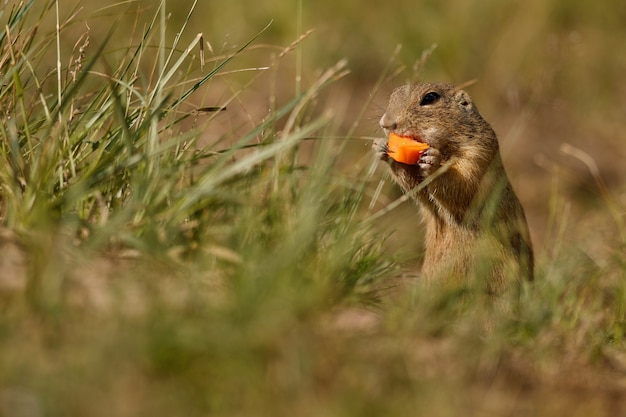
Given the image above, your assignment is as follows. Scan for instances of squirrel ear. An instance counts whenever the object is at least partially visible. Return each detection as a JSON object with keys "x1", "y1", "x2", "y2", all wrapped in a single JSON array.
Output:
[{"x1": 454, "y1": 90, "x2": 473, "y2": 110}]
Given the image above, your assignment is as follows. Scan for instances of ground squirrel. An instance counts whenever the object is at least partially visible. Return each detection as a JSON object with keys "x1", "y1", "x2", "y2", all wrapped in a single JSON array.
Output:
[{"x1": 374, "y1": 83, "x2": 533, "y2": 293}]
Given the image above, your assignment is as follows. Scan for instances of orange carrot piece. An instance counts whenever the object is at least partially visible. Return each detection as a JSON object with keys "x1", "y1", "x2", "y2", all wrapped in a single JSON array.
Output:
[{"x1": 387, "y1": 132, "x2": 430, "y2": 164}]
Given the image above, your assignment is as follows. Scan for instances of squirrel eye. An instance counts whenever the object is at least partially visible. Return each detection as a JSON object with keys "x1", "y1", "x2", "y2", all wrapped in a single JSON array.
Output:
[{"x1": 420, "y1": 92, "x2": 440, "y2": 106}]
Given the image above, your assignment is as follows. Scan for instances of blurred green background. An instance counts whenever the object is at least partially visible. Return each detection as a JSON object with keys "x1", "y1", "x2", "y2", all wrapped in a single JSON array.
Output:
[
  {"x1": 54, "y1": 0, "x2": 625, "y2": 255},
  {"x1": 163, "y1": 0, "x2": 626, "y2": 256},
  {"x1": 2, "y1": 0, "x2": 626, "y2": 415}
]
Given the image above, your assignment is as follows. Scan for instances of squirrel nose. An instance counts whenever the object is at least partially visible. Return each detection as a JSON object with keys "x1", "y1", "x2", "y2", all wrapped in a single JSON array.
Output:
[{"x1": 379, "y1": 114, "x2": 397, "y2": 131}]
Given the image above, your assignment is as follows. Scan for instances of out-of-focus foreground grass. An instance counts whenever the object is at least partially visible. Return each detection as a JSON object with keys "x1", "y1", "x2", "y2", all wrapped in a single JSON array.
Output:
[{"x1": 0, "y1": 1, "x2": 625, "y2": 416}]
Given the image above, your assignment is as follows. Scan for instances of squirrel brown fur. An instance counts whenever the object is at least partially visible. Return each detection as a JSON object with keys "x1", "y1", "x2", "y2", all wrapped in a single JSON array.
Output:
[{"x1": 374, "y1": 83, "x2": 533, "y2": 294}]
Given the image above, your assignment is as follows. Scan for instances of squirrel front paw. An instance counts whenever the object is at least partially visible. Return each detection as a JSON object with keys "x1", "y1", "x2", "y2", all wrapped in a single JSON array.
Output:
[
  {"x1": 418, "y1": 147, "x2": 442, "y2": 178},
  {"x1": 372, "y1": 138, "x2": 390, "y2": 162}
]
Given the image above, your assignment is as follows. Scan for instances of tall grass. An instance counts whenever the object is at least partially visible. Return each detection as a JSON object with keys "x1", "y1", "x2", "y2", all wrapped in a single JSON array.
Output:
[
  {"x1": 1, "y1": 1, "x2": 625, "y2": 416},
  {"x1": 0, "y1": 3, "x2": 392, "y2": 413},
  {"x1": 0, "y1": 0, "x2": 386, "y2": 303}
]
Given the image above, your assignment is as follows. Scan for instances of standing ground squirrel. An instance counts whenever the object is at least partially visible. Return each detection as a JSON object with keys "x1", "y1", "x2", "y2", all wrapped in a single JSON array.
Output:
[{"x1": 374, "y1": 83, "x2": 533, "y2": 293}]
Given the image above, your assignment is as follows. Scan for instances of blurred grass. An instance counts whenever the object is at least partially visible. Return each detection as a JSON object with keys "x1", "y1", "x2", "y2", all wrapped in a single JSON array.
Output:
[{"x1": 1, "y1": 0, "x2": 625, "y2": 416}]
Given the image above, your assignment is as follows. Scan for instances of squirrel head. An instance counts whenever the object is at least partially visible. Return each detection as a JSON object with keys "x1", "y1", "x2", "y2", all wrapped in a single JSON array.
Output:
[{"x1": 380, "y1": 83, "x2": 498, "y2": 159}]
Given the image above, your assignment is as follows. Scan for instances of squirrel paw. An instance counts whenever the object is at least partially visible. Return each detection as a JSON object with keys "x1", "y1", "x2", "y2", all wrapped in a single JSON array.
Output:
[
  {"x1": 372, "y1": 138, "x2": 390, "y2": 162},
  {"x1": 418, "y1": 147, "x2": 442, "y2": 177}
]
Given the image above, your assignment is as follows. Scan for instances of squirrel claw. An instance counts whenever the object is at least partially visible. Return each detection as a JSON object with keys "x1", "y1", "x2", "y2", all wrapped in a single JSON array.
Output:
[
  {"x1": 418, "y1": 147, "x2": 442, "y2": 177},
  {"x1": 373, "y1": 138, "x2": 389, "y2": 161}
]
